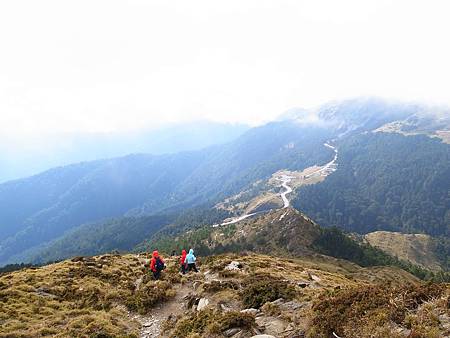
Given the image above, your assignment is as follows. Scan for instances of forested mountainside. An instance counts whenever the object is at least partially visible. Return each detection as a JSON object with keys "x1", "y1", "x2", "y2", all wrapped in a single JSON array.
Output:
[
  {"x1": 293, "y1": 132, "x2": 450, "y2": 236},
  {"x1": 0, "y1": 121, "x2": 332, "y2": 266},
  {"x1": 16, "y1": 207, "x2": 230, "y2": 265},
  {"x1": 144, "y1": 207, "x2": 449, "y2": 281},
  {"x1": 1, "y1": 98, "x2": 449, "y2": 267}
]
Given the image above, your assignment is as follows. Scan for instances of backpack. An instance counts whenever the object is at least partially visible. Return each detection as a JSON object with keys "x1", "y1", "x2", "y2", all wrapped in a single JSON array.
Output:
[{"x1": 155, "y1": 257, "x2": 165, "y2": 272}]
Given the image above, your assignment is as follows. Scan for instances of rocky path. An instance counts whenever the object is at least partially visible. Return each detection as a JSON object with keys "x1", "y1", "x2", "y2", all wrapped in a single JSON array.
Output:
[{"x1": 133, "y1": 282, "x2": 192, "y2": 338}]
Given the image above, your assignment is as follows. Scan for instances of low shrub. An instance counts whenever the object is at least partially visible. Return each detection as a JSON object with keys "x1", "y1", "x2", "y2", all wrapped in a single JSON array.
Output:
[
  {"x1": 126, "y1": 281, "x2": 175, "y2": 314},
  {"x1": 203, "y1": 280, "x2": 240, "y2": 293},
  {"x1": 308, "y1": 282, "x2": 448, "y2": 338},
  {"x1": 169, "y1": 310, "x2": 255, "y2": 337},
  {"x1": 240, "y1": 274, "x2": 296, "y2": 308}
]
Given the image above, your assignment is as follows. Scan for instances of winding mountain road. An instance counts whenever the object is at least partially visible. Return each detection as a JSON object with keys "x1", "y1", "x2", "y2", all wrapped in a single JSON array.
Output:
[
  {"x1": 213, "y1": 142, "x2": 338, "y2": 227},
  {"x1": 275, "y1": 175, "x2": 294, "y2": 208}
]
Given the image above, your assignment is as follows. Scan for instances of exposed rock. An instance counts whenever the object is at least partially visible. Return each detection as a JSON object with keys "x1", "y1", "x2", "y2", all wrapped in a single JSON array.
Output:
[
  {"x1": 310, "y1": 274, "x2": 321, "y2": 282},
  {"x1": 255, "y1": 316, "x2": 286, "y2": 336},
  {"x1": 197, "y1": 298, "x2": 209, "y2": 311},
  {"x1": 279, "y1": 300, "x2": 305, "y2": 311},
  {"x1": 134, "y1": 277, "x2": 143, "y2": 291},
  {"x1": 225, "y1": 261, "x2": 243, "y2": 271},
  {"x1": 240, "y1": 308, "x2": 260, "y2": 316},
  {"x1": 35, "y1": 286, "x2": 58, "y2": 299},
  {"x1": 271, "y1": 298, "x2": 284, "y2": 306},
  {"x1": 220, "y1": 303, "x2": 234, "y2": 312},
  {"x1": 224, "y1": 328, "x2": 241, "y2": 337},
  {"x1": 183, "y1": 293, "x2": 200, "y2": 310},
  {"x1": 192, "y1": 281, "x2": 202, "y2": 290}
]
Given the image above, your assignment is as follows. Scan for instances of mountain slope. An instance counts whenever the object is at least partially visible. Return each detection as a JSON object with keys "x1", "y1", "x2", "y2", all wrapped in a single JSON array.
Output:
[
  {"x1": 0, "y1": 121, "x2": 332, "y2": 265},
  {"x1": 18, "y1": 207, "x2": 231, "y2": 265},
  {"x1": 1, "y1": 97, "x2": 449, "y2": 266},
  {"x1": 293, "y1": 132, "x2": 450, "y2": 236},
  {"x1": 364, "y1": 231, "x2": 442, "y2": 271},
  {"x1": 3, "y1": 250, "x2": 448, "y2": 337},
  {"x1": 143, "y1": 207, "x2": 446, "y2": 281}
]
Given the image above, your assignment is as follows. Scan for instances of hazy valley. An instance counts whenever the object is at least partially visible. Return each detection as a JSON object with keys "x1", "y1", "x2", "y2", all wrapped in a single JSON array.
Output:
[{"x1": 1, "y1": 98, "x2": 449, "y2": 337}]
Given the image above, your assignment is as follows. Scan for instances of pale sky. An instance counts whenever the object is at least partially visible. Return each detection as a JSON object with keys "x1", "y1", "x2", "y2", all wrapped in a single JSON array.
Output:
[{"x1": 1, "y1": 0, "x2": 450, "y2": 135}]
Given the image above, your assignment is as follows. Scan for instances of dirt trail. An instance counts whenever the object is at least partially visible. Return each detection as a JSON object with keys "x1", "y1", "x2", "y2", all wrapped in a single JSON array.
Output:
[{"x1": 135, "y1": 282, "x2": 192, "y2": 338}]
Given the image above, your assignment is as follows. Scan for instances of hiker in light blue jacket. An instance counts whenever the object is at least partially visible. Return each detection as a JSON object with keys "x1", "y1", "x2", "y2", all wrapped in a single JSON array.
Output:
[{"x1": 184, "y1": 248, "x2": 198, "y2": 273}]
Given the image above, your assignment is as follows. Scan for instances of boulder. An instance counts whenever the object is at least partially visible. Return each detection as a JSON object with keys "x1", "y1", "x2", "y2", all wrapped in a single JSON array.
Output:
[
  {"x1": 271, "y1": 298, "x2": 284, "y2": 306},
  {"x1": 240, "y1": 308, "x2": 260, "y2": 316},
  {"x1": 279, "y1": 300, "x2": 305, "y2": 311},
  {"x1": 310, "y1": 274, "x2": 321, "y2": 282},
  {"x1": 255, "y1": 316, "x2": 286, "y2": 336},
  {"x1": 225, "y1": 261, "x2": 242, "y2": 271},
  {"x1": 197, "y1": 298, "x2": 209, "y2": 311},
  {"x1": 35, "y1": 286, "x2": 58, "y2": 299}
]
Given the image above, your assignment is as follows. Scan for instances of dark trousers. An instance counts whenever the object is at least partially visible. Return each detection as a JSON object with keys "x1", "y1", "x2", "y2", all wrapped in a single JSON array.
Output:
[
  {"x1": 187, "y1": 263, "x2": 198, "y2": 273},
  {"x1": 153, "y1": 270, "x2": 161, "y2": 280},
  {"x1": 180, "y1": 263, "x2": 187, "y2": 274}
]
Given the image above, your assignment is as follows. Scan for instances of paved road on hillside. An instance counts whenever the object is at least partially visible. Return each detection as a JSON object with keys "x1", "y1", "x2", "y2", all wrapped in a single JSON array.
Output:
[{"x1": 213, "y1": 142, "x2": 338, "y2": 227}]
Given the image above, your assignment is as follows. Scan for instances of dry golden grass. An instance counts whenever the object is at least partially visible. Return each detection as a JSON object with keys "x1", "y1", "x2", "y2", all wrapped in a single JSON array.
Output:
[
  {"x1": 365, "y1": 231, "x2": 441, "y2": 271},
  {"x1": 0, "y1": 253, "x2": 180, "y2": 337},
  {"x1": 308, "y1": 282, "x2": 449, "y2": 338},
  {"x1": 162, "y1": 252, "x2": 447, "y2": 338},
  {"x1": 1, "y1": 251, "x2": 446, "y2": 338}
]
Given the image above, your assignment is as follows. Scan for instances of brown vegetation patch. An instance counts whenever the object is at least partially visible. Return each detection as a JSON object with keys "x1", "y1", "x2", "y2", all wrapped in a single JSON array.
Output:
[
  {"x1": 126, "y1": 280, "x2": 176, "y2": 315},
  {"x1": 203, "y1": 280, "x2": 240, "y2": 293},
  {"x1": 168, "y1": 309, "x2": 255, "y2": 338},
  {"x1": 241, "y1": 273, "x2": 297, "y2": 308},
  {"x1": 0, "y1": 254, "x2": 181, "y2": 337},
  {"x1": 308, "y1": 282, "x2": 449, "y2": 338}
]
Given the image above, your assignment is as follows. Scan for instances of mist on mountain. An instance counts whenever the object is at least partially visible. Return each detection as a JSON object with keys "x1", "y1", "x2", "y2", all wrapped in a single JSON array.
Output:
[{"x1": 0, "y1": 121, "x2": 248, "y2": 183}]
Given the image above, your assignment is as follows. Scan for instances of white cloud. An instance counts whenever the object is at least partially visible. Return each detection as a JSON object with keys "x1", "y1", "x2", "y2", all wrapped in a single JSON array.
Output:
[{"x1": 1, "y1": 0, "x2": 450, "y2": 135}]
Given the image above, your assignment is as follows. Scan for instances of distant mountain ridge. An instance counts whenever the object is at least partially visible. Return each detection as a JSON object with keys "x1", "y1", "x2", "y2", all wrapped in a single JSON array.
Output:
[
  {"x1": 0, "y1": 121, "x2": 249, "y2": 183},
  {"x1": 282, "y1": 97, "x2": 450, "y2": 140},
  {"x1": 0, "y1": 121, "x2": 332, "y2": 265},
  {"x1": 145, "y1": 206, "x2": 448, "y2": 280},
  {"x1": 0, "y1": 97, "x2": 449, "y2": 267}
]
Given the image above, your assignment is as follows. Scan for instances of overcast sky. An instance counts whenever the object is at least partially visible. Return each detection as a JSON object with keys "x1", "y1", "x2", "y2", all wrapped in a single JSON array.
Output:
[{"x1": 1, "y1": 0, "x2": 450, "y2": 136}]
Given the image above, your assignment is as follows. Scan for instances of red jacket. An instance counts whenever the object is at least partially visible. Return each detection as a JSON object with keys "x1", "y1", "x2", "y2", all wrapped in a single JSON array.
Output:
[
  {"x1": 180, "y1": 249, "x2": 187, "y2": 265},
  {"x1": 150, "y1": 250, "x2": 164, "y2": 272}
]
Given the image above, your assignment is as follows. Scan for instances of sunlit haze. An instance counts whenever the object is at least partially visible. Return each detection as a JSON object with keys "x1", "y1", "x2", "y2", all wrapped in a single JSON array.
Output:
[{"x1": 1, "y1": 0, "x2": 450, "y2": 136}]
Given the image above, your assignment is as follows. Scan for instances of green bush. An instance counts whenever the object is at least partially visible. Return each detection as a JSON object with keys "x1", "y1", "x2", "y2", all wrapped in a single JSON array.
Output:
[
  {"x1": 241, "y1": 274, "x2": 296, "y2": 308},
  {"x1": 169, "y1": 310, "x2": 255, "y2": 337}
]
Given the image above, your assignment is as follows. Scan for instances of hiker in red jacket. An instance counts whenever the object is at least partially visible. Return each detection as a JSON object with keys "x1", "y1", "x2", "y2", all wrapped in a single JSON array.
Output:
[
  {"x1": 149, "y1": 250, "x2": 165, "y2": 280},
  {"x1": 180, "y1": 249, "x2": 187, "y2": 274}
]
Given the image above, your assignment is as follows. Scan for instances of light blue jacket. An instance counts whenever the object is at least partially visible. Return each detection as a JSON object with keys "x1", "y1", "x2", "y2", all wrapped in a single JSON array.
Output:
[{"x1": 185, "y1": 249, "x2": 196, "y2": 264}]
